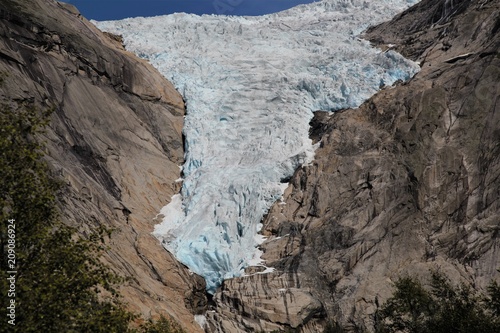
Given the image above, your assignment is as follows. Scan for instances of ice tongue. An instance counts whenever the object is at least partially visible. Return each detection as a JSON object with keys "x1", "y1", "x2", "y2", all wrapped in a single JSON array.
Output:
[{"x1": 95, "y1": 0, "x2": 421, "y2": 293}]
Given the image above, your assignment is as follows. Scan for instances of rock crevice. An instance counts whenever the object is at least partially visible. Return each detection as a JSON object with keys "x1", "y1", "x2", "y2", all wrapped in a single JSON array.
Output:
[{"x1": 207, "y1": 0, "x2": 499, "y2": 331}]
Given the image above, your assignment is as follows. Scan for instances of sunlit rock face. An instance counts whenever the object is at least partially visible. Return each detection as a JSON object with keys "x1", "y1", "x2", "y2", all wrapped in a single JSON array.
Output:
[{"x1": 96, "y1": 0, "x2": 420, "y2": 293}]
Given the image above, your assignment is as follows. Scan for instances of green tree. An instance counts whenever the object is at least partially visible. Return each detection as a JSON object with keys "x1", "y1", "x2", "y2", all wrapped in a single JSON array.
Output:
[
  {"x1": 376, "y1": 276, "x2": 432, "y2": 333},
  {"x1": 376, "y1": 271, "x2": 500, "y2": 333},
  {"x1": 0, "y1": 102, "x2": 134, "y2": 332},
  {"x1": 486, "y1": 280, "x2": 500, "y2": 317},
  {"x1": 139, "y1": 316, "x2": 186, "y2": 333}
]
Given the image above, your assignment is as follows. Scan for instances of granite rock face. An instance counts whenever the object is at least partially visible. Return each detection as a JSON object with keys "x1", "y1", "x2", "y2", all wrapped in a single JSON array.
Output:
[
  {"x1": 0, "y1": 0, "x2": 205, "y2": 331},
  {"x1": 207, "y1": 272, "x2": 325, "y2": 332},
  {"x1": 2, "y1": 0, "x2": 498, "y2": 332},
  {"x1": 208, "y1": 0, "x2": 500, "y2": 331}
]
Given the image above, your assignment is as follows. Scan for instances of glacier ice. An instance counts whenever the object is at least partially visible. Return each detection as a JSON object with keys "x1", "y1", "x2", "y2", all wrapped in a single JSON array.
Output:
[{"x1": 96, "y1": 0, "x2": 421, "y2": 293}]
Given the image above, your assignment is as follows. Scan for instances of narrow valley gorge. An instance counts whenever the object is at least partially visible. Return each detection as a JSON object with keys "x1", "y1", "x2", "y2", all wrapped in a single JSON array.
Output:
[{"x1": 0, "y1": 0, "x2": 498, "y2": 332}]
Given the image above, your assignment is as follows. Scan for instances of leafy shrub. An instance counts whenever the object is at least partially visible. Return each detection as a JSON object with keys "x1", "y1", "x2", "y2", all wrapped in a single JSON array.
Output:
[
  {"x1": 139, "y1": 316, "x2": 186, "y2": 333},
  {"x1": 375, "y1": 271, "x2": 500, "y2": 333}
]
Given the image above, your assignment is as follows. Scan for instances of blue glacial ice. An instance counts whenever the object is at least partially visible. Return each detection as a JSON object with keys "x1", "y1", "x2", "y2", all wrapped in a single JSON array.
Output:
[{"x1": 96, "y1": 0, "x2": 421, "y2": 293}]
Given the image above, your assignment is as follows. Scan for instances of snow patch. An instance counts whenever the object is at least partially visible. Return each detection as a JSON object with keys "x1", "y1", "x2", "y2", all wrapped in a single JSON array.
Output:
[{"x1": 194, "y1": 315, "x2": 207, "y2": 329}]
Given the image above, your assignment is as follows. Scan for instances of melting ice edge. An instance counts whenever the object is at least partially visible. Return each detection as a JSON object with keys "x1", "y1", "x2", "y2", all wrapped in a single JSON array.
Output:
[{"x1": 96, "y1": 0, "x2": 421, "y2": 293}]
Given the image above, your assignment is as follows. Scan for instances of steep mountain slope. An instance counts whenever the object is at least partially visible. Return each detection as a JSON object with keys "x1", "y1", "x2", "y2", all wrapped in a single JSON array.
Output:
[
  {"x1": 2, "y1": 0, "x2": 497, "y2": 332},
  {"x1": 0, "y1": 0, "x2": 205, "y2": 331},
  {"x1": 208, "y1": 0, "x2": 500, "y2": 331},
  {"x1": 97, "y1": 0, "x2": 421, "y2": 295}
]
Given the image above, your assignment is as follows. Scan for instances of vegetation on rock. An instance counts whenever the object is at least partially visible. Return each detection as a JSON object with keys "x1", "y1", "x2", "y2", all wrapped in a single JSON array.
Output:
[
  {"x1": 320, "y1": 270, "x2": 500, "y2": 333},
  {"x1": 0, "y1": 101, "x2": 183, "y2": 332},
  {"x1": 138, "y1": 316, "x2": 186, "y2": 333},
  {"x1": 374, "y1": 271, "x2": 500, "y2": 333},
  {"x1": 0, "y1": 101, "x2": 127, "y2": 332}
]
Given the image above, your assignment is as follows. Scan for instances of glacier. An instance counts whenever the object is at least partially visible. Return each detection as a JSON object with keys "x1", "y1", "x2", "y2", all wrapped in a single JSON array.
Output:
[{"x1": 96, "y1": 0, "x2": 421, "y2": 293}]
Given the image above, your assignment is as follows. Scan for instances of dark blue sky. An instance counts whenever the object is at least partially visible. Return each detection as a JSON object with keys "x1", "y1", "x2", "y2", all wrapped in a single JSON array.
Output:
[{"x1": 61, "y1": 0, "x2": 318, "y2": 21}]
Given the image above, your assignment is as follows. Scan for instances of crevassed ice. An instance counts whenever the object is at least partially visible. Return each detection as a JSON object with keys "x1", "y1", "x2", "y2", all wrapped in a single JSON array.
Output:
[{"x1": 96, "y1": 0, "x2": 421, "y2": 293}]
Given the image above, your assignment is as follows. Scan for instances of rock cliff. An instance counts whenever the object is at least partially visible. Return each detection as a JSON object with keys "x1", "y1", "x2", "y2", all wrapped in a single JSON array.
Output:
[
  {"x1": 207, "y1": 0, "x2": 500, "y2": 331},
  {"x1": 2, "y1": 0, "x2": 498, "y2": 332},
  {"x1": 0, "y1": 0, "x2": 205, "y2": 331}
]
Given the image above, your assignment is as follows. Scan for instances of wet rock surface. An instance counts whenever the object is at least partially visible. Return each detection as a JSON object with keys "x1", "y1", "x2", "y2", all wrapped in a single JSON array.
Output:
[{"x1": 208, "y1": 0, "x2": 500, "y2": 331}]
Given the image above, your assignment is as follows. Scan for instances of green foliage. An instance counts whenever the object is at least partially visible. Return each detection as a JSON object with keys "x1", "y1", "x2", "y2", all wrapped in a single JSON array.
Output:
[
  {"x1": 138, "y1": 316, "x2": 186, "y2": 333},
  {"x1": 486, "y1": 280, "x2": 500, "y2": 316},
  {"x1": 375, "y1": 271, "x2": 500, "y2": 333},
  {"x1": 323, "y1": 322, "x2": 347, "y2": 333},
  {"x1": 0, "y1": 103, "x2": 135, "y2": 332},
  {"x1": 375, "y1": 277, "x2": 432, "y2": 333}
]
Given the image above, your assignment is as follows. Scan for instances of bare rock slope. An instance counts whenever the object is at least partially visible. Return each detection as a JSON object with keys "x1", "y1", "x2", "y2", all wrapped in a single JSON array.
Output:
[
  {"x1": 208, "y1": 0, "x2": 500, "y2": 331},
  {"x1": 0, "y1": 0, "x2": 205, "y2": 331}
]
